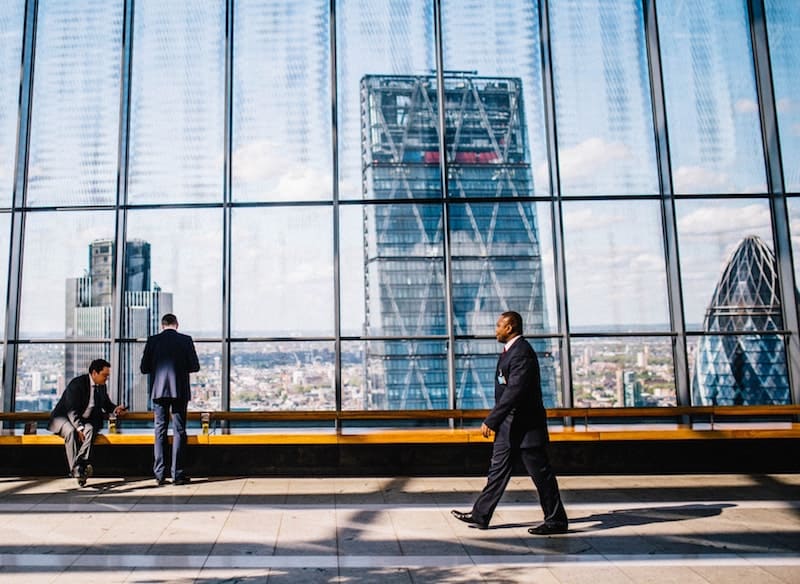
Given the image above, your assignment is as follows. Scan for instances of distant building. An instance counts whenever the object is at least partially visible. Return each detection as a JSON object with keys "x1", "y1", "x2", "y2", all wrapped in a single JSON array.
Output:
[
  {"x1": 360, "y1": 74, "x2": 554, "y2": 410},
  {"x1": 692, "y1": 235, "x2": 792, "y2": 405},
  {"x1": 65, "y1": 239, "x2": 172, "y2": 409},
  {"x1": 623, "y1": 370, "x2": 644, "y2": 407}
]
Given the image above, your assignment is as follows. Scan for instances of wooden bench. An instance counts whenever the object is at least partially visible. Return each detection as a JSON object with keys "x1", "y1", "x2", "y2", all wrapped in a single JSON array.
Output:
[{"x1": 2, "y1": 406, "x2": 798, "y2": 445}]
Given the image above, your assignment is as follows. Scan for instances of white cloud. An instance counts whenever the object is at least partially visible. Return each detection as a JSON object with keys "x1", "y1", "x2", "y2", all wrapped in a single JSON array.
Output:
[
  {"x1": 735, "y1": 98, "x2": 759, "y2": 114},
  {"x1": 284, "y1": 261, "x2": 333, "y2": 286},
  {"x1": 629, "y1": 252, "x2": 664, "y2": 272},
  {"x1": 678, "y1": 203, "x2": 770, "y2": 236},
  {"x1": 233, "y1": 140, "x2": 331, "y2": 200},
  {"x1": 673, "y1": 165, "x2": 732, "y2": 193},
  {"x1": 776, "y1": 98, "x2": 793, "y2": 113},
  {"x1": 563, "y1": 207, "x2": 621, "y2": 231},
  {"x1": 533, "y1": 162, "x2": 550, "y2": 193},
  {"x1": 558, "y1": 137, "x2": 631, "y2": 186}
]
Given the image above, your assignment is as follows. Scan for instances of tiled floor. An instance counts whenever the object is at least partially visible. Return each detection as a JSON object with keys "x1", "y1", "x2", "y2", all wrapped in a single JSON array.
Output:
[{"x1": 0, "y1": 473, "x2": 797, "y2": 583}]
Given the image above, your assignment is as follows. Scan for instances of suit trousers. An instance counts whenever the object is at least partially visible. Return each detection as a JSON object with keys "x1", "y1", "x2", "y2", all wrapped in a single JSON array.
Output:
[
  {"x1": 153, "y1": 398, "x2": 188, "y2": 481},
  {"x1": 472, "y1": 434, "x2": 567, "y2": 526},
  {"x1": 54, "y1": 420, "x2": 95, "y2": 476}
]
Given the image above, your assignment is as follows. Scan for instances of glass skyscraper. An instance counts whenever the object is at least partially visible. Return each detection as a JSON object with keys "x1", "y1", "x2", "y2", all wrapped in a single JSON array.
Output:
[
  {"x1": 65, "y1": 239, "x2": 172, "y2": 410},
  {"x1": 692, "y1": 235, "x2": 792, "y2": 405},
  {"x1": 361, "y1": 74, "x2": 555, "y2": 409}
]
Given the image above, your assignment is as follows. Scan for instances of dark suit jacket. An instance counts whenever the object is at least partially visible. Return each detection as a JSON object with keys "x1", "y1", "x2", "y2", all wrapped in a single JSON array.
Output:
[
  {"x1": 140, "y1": 329, "x2": 200, "y2": 403},
  {"x1": 483, "y1": 337, "x2": 549, "y2": 448},
  {"x1": 48, "y1": 374, "x2": 117, "y2": 434}
]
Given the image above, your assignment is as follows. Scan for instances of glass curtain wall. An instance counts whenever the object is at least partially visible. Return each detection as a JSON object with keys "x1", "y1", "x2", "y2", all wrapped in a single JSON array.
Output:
[{"x1": 1, "y1": 0, "x2": 797, "y2": 415}]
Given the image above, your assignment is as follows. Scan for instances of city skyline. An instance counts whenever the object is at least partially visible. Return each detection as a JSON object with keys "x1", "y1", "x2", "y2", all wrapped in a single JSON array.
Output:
[{"x1": 2, "y1": 1, "x2": 799, "y2": 412}]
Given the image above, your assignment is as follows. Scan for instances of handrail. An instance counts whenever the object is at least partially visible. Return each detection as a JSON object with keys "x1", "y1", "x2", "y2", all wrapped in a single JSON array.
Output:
[
  {"x1": 2, "y1": 404, "x2": 798, "y2": 428},
  {"x1": 1, "y1": 406, "x2": 799, "y2": 442}
]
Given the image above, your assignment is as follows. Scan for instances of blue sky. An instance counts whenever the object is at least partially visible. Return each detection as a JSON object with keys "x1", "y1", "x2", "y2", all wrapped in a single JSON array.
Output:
[{"x1": 1, "y1": 0, "x2": 797, "y2": 337}]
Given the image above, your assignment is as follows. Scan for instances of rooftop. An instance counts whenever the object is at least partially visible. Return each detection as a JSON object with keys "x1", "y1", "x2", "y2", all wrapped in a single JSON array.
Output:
[{"x1": 0, "y1": 473, "x2": 797, "y2": 583}]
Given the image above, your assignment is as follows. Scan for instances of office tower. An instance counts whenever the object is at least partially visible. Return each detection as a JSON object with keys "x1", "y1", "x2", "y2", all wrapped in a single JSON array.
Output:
[
  {"x1": 623, "y1": 370, "x2": 644, "y2": 407},
  {"x1": 361, "y1": 74, "x2": 553, "y2": 410},
  {"x1": 65, "y1": 239, "x2": 172, "y2": 409},
  {"x1": 692, "y1": 235, "x2": 791, "y2": 405}
]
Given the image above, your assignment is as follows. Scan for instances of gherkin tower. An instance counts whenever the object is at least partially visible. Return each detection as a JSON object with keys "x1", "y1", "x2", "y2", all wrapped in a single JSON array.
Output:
[{"x1": 692, "y1": 235, "x2": 792, "y2": 405}]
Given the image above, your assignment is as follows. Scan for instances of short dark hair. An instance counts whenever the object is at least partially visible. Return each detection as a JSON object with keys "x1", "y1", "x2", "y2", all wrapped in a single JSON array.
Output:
[
  {"x1": 161, "y1": 313, "x2": 178, "y2": 326},
  {"x1": 89, "y1": 359, "x2": 111, "y2": 374},
  {"x1": 501, "y1": 311, "x2": 523, "y2": 335}
]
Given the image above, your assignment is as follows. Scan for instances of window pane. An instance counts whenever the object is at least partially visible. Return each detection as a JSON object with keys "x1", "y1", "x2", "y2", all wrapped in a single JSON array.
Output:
[
  {"x1": 231, "y1": 341, "x2": 335, "y2": 411},
  {"x1": 189, "y1": 341, "x2": 221, "y2": 411},
  {"x1": 125, "y1": 209, "x2": 222, "y2": 338},
  {"x1": 550, "y1": 0, "x2": 658, "y2": 195},
  {"x1": 26, "y1": 0, "x2": 123, "y2": 207},
  {"x1": 336, "y1": 0, "x2": 436, "y2": 201},
  {"x1": 658, "y1": 0, "x2": 767, "y2": 194},
  {"x1": 119, "y1": 341, "x2": 146, "y2": 411},
  {"x1": 0, "y1": 213, "x2": 9, "y2": 333},
  {"x1": 765, "y1": 0, "x2": 800, "y2": 192},
  {"x1": 0, "y1": 1, "x2": 24, "y2": 207},
  {"x1": 233, "y1": 1, "x2": 332, "y2": 202},
  {"x1": 456, "y1": 338, "x2": 561, "y2": 409},
  {"x1": 128, "y1": 0, "x2": 224, "y2": 204},
  {"x1": 562, "y1": 201, "x2": 669, "y2": 330},
  {"x1": 16, "y1": 343, "x2": 111, "y2": 412},
  {"x1": 450, "y1": 201, "x2": 557, "y2": 335},
  {"x1": 788, "y1": 197, "x2": 800, "y2": 289},
  {"x1": 120, "y1": 340, "x2": 220, "y2": 411},
  {"x1": 19, "y1": 211, "x2": 115, "y2": 338},
  {"x1": 340, "y1": 203, "x2": 446, "y2": 336},
  {"x1": 342, "y1": 339, "x2": 448, "y2": 410},
  {"x1": 570, "y1": 337, "x2": 676, "y2": 407},
  {"x1": 676, "y1": 199, "x2": 775, "y2": 331},
  {"x1": 231, "y1": 207, "x2": 333, "y2": 337},
  {"x1": 442, "y1": 0, "x2": 549, "y2": 195},
  {"x1": 689, "y1": 334, "x2": 790, "y2": 405}
]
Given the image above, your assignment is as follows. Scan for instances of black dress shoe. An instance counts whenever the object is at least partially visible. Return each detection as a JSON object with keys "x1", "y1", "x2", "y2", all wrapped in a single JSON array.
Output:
[
  {"x1": 74, "y1": 467, "x2": 87, "y2": 487},
  {"x1": 155, "y1": 477, "x2": 167, "y2": 486},
  {"x1": 172, "y1": 476, "x2": 191, "y2": 485},
  {"x1": 528, "y1": 522, "x2": 568, "y2": 535},
  {"x1": 451, "y1": 509, "x2": 489, "y2": 529}
]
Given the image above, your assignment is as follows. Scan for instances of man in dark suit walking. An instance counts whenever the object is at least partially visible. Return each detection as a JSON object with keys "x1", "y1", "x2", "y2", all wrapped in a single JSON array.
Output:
[
  {"x1": 140, "y1": 313, "x2": 200, "y2": 486},
  {"x1": 49, "y1": 359, "x2": 127, "y2": 487},
  {"x1": 451, "y1": 311, "x2": 568, "y2": 535}
]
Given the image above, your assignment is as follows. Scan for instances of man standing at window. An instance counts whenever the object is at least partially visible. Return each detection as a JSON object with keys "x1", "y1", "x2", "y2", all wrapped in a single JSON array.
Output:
[
  {"x1": 49, "y1": 359, "x2": 127, "y2": 487},
  {"x1": 140, "y1": 313, "x2": 200, "y2": 486},
  {"x1": 451, "y1": 311, "x2": 568, "y2": 535}
]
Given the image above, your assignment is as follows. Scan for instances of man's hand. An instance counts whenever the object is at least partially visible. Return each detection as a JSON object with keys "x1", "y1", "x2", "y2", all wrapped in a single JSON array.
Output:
[
  {"x1": 113, "y1": 405, "x2": 128, "y2": 417},
  {"x1": 77, "y1": 428, "x2": 85, "y2": 443},
  {"x1": 480, "y1": 422, "x2": 493, "y2": 438}
]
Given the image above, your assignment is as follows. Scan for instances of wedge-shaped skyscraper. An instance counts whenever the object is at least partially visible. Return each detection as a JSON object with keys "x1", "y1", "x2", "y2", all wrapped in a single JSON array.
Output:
[{"x1": 361, "y1": 74, "x2": 554, "y2": 410}]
